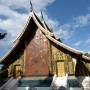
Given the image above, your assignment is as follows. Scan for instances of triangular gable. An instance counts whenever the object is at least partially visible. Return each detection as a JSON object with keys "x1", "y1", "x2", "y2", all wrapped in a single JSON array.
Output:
[{"x1": 0, "y1": 11, "x2": 90, "y2": 64}]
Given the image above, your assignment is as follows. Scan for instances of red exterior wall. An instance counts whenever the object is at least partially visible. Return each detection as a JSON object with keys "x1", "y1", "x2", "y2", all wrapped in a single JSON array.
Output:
[{"x1": 25, "y1": 28, "x2": 49, "y2": 76}]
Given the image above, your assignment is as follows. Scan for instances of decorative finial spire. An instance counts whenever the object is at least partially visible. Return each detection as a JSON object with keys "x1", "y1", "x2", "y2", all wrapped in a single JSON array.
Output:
[
  {"x1": 30, "y1": 0, "x2": 33, "y2": 12},
  {"x1": 41, "y1": 10, "x2": 52, "y2": 32},
  {"x1": 41, "y1": 11, "x2": 43, "y2": 21},
  {"x1": 41, "y1": 11, "x2": 44, "y2": 21},
  {"x1": 41, "y1": 11, "x2": 48, "y2": 30}
]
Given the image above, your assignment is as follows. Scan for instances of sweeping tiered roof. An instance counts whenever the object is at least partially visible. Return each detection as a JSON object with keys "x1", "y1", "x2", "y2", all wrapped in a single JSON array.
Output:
[{"x1": 0, "y1": 10, "x2": 90, "y2": 63}]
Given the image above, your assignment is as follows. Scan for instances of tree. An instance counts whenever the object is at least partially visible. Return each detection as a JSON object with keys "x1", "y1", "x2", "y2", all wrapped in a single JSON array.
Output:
[
  {"x1": 84, "y1": 53, "x2": 90, "y2": 57},
  {"x1": 0, "y1": 33, "x2": 7, "y2": 40}
]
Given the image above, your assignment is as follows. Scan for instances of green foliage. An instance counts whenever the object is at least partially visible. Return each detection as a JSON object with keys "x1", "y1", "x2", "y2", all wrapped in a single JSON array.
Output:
[
  {"x1": 0, "y1": 70, "x2": 8, "y2": 86},
  {"x1": 84, "y1": 53, "x2": 90, "y2": 57},
  {"x1": 0, "y1": 69, "x2": 8, "y2": 82},
  {"x1": 0, "y1": 33, "x2": 7, "y2": 40}
]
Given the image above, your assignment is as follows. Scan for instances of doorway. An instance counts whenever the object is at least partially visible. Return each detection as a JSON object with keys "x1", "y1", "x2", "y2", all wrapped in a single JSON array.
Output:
[
  {"x1": 13, "y1": 65, "x2": 21, "y2": 78},
  {"x1": 56, "y1": 61, "x2": 65, "y2": 77}
]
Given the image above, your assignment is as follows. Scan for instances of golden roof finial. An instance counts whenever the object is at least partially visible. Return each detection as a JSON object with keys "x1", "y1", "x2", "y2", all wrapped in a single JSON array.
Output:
[
  {"x1": 41, "y1": 11, "x2": 44, "y2": 21},
  {"x1": 41, "y1": 11, "x2": 53, "y2": 32},
  {"x1": 30, "y1": 0, "x2": 33, "y2": 12}
]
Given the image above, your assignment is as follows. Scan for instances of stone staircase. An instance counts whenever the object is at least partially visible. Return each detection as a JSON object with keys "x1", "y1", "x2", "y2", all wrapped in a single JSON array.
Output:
[
  {"x1": 1, "y1": 76, "x2": 89, "y2": 90},
  {"x1": 0, "y1": 77, "x2": 19, "y2": 90},
  {"x1": 50, "y1": 74, "x2": 68, "y2": 90},
  {"x1": 81, "y1": 77, "x2": 90, "y2": 90},
  {"x1": 50, "y1": 75, "x2": 85, "y2": 90}
]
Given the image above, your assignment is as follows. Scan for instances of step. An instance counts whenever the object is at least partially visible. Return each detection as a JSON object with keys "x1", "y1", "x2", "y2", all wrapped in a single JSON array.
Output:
[
  {"x1": 16, "y1": 87, "x2": 50, "y2": 90},
  {"x1": 0, "y1": 78, "x2": 19, "y2": 90},
  {"x1": 4, "y1": 79, "x2": 18, "y2": 89},
  {"x1": 0, "y1": 77, "x2": 13, "y2": 90},
  {"x1": 54, "y1": 77, "x2": 68, "y2": 87},
  {"x1": 50, "y1": 75, "x2": 68, "y2": 90}
]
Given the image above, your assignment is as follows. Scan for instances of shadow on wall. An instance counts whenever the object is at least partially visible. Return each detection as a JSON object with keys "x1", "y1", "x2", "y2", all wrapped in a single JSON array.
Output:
[
  {"x1": 75, "y1": 59, "x2": 90, "y2": 77},
  {"x1": 75, "y1": 59, "x2": 90, "y2": 89}
]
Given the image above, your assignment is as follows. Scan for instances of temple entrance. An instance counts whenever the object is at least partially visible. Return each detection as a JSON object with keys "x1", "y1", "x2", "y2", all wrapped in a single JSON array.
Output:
[
  {"x1": 13, "y1": 65, "x2": 21, "y2": 78},
  {"x1": 56, "y1": 60, "x2": 74, "y2": 77},
  {"x1": 56, "y1": 61, "x2": 65, "y2": 77}
]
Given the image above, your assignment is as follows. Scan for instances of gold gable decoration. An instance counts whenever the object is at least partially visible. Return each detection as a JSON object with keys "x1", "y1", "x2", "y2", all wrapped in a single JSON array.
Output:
[
  {"x1": 8, "y1": 54, "x2": 24, "y2": 78},
  {"x1": 48, "y1": 43, "x2": 75, "y2": 76},
  {"x1": 52, "y1": 45, "x2": 67, "y2": 61}
]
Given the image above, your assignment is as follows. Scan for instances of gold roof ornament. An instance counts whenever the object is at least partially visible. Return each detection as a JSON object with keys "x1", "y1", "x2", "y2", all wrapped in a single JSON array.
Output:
[
  {"x1": 40, "y1": 11, "x2": 47, "y2": 29},
  {"x1": 30, "y1": 0, "x2": 33, "y2": 12},
  {"x1": 40, "y1": 11, "x2": 53, "y2": 33},
  {"x1": 41, "y1": 11, "x2": 44, "y2": 21}
]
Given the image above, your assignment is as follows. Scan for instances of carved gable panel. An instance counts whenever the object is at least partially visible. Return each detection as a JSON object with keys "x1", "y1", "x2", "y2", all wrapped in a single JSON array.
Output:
[{"x1": 25, "y1": 28, "x2": 49, "y2": 76}]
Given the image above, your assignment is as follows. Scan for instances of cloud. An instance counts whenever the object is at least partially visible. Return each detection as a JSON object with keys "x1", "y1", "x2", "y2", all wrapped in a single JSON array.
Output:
[
  {"x1": 56, "y1": 11, "x2": 90, "y2": 41},
  {"x1": 74, "y1": 41, "x2": 81, "y2": 46},
  {"x1": 0, "y1": 5, "x2": 28, "y2": 42},
  {"x1": 0, "y1": 0, "x2": 77, "y2": 45},
  {"x1": 0, "y1": 0, "x2": 29, "y2": 10},
  {"x1": 0, "y1": 0, "x2": 57, "y2": 57},
  {"x1": 0, "y1": 0, "x2": 55, "y2": 12},
  {"x1": 86, "y1": 38, "x2": 90, "y2": 44},
  {"x1": 0, "y1": 0, "x2": 57, "y2": 41},
  {"x1": 40, "y1": 11, "x2": 59, "y2": 29},
  {"x1": 32, "y1": 0, "x2": 56, "y2": 12},
  {"x1": 0, "y1": 0, "x2": 90, "y2": 57},
  {"x1": 73, "y1": 14, "x2": 90, "y2": 25},
  {"x1": 55, "y1": 28, "x2": 74, "y2": 40}
]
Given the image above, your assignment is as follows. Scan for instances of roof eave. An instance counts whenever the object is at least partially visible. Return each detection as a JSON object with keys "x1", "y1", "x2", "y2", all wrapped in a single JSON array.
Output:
[{"x1": 46, "y1": 35, "x2": 82, "y2": 55}]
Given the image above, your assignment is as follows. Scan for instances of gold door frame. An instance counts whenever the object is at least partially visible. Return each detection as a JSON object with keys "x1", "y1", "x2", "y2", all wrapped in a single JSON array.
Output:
[
  {"x1": 13, "y1": 64, "x2": 21, "y2": 78},
  {"x1": 56, "y1": 60, "x2": 66, "y2": 77}
]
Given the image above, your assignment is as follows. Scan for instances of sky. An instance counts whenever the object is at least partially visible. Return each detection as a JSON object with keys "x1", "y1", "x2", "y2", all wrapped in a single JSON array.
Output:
[{"x1": 0, "y1": 0, "x2": 90, "y2": 57}]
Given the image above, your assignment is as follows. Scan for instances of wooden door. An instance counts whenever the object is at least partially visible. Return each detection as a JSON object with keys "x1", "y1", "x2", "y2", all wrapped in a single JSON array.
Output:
[
  {"x1": 14, "y1": 65, "x2": 21, "y2": 78},
  {"x1": 56, "y1": 61, "x2": 65, "y2": 77}
]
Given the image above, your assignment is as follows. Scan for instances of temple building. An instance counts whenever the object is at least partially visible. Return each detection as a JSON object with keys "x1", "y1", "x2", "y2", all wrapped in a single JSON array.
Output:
[{"x1": 0, "y1": 6, "x2": 90, "y2": 89}]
